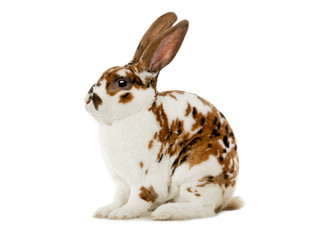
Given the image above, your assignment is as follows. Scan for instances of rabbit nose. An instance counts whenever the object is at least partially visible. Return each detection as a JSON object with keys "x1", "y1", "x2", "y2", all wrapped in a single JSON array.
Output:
[{"x1": 86, "y1": 95, "x2": 92, "y2": 104}]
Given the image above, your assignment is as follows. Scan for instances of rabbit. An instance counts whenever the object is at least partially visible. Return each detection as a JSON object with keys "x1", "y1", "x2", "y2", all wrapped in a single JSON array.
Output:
[{"x1": 84, "y1": 12, "x2": 243, "y2": 220}]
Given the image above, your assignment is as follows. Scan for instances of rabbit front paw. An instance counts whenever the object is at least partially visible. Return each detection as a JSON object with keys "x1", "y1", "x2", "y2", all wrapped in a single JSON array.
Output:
[
  {"x1": 93, "y1": 204, "x2": 118, "y2": 218},
  {"x1": 108, "y1": 205, "x2": 143, "y2": 219}
]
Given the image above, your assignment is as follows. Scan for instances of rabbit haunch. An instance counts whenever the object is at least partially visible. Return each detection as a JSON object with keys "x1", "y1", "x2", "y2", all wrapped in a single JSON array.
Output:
[{"x1": 148, "y1": 91, "x2": 238, "y2": 188}]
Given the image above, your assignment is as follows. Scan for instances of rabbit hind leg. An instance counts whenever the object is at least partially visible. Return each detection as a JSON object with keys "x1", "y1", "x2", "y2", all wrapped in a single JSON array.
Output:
[{"x1": 151, "y1": 182, "x2": 223, "y2": 220}]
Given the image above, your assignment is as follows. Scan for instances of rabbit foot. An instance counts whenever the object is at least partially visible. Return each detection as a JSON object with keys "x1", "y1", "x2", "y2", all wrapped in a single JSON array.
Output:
[
  {"x1": 93, "y1": 204, "x2": 119, "y2": 218},
  {"x1": 108, "y1": 205, "x2": 143, "y2": 219}
]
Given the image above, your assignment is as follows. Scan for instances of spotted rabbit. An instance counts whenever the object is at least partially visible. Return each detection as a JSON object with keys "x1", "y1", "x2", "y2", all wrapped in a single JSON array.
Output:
[{"x1": 85, "y1": 12, "x2": 243, "y2": 220}]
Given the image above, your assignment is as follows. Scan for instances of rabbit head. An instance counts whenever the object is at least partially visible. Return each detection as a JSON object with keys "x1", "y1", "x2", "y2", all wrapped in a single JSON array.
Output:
[{"x1": 85, "y1": 12, "x2": 189, "y2": 124}]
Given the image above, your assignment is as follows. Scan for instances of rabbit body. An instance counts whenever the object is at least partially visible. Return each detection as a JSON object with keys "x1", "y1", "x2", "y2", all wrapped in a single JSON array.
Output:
[
  {"x1": 98, "y1": 90, "x2": 238, "y2": 220},
  {"x1": 85, "y1": 12, "x2": 242, "y2": 220}
]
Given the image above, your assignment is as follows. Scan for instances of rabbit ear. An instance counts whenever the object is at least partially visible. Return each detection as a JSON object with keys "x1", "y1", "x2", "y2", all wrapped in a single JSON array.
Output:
[
  {"x1": 139, "y1": 20, "x2": 189, "y2": 72},
  {"x1": 130, "y1": 12, "x2": 177, "y2": 64}
]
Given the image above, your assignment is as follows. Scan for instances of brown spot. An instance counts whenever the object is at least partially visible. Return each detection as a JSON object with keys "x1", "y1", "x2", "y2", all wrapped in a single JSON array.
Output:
[
  {"x1": 145, "y1": 169, "x2": 148, "y2": 175},
  {"x1": 196, "y1": 175, "x2": 214, "y2": 187},
  {"x1": 119, "y1": 92, "x2": 134, "y2": 103},
  {"x1": 148, "y1": 102, "x2": 170, "y2": 160},
  {"x1": 187, "y1": 187, "x2": 193, "y2": 193},
  {"x1": 139, "y1": 162, "x2": 144, "y2": 168},
  {"x1": 185, "y1": 103, "x2": 191, "y2": 116},
  {"x1": 158, "y1": 154, "x2": 163, "y2": 162},
  {"x1": 192, "y1": 107, "x2": 197, "y2": 118},
  {"x1": 169, "y1": 93, "x2": 177, "y2": 100},
  {"x1": 195, "y1": 193, "x2": 201, "y2": 197},
  {"x1": 158, "y1": 90, "x2": 173, "y2": 97},
  {"x1": 148, "y1": 140, "x2": 153, "y2": 149},
  {"x1": 139, "y1": 186, "x2": 158, "y2": 203},
  {"x1": 91, "y1": 93, "x2": 102, "y2": 110}
]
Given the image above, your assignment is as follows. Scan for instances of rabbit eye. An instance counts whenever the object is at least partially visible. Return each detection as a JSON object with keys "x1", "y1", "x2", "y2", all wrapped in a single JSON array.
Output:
[
  {"x1": 112, "y1": 77, "x2": 131, "y2": 91},
  {"x1": 117, "y1": 79, "x2": 128, "y2": 88}
]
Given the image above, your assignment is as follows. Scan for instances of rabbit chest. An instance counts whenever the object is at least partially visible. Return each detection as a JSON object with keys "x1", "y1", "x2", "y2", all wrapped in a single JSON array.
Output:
[{"x1": 98, "y1": 108, "x2": 163, "y2": 182}]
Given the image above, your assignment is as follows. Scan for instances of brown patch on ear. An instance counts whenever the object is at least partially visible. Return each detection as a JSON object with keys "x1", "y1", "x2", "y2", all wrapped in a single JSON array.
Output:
[
  {"x1": 119, "y1": 92, "x2": 134, "y2": 103},
  {"x1": 139, "y1": 20, "x2": 189, "y2": 72},
  {"x1": 139, "y1": 186, "x2": 158, "y2": 203},
  {"x1": 131, "y1": 12, "x2": 177, "y2": 64}
]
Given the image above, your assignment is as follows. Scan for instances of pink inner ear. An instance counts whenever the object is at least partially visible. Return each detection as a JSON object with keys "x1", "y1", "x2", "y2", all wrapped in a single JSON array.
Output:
[{"x1": 150, "y1": 29, "x2": 183, "y2": 72}]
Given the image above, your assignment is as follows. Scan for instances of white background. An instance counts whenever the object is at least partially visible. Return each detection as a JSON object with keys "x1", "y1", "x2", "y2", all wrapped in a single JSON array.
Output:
[{"x1": 1, "y1": 0, "x2": 318, "y2": 239}]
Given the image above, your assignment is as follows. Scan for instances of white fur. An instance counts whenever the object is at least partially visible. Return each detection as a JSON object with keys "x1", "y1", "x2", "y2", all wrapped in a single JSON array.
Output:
[
  {"x1": 138, "y1": 70, "x2": 157, "y2": 83},
  {"x1": 116, "y1": 69, "x2": 130, "y2": 76}
]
